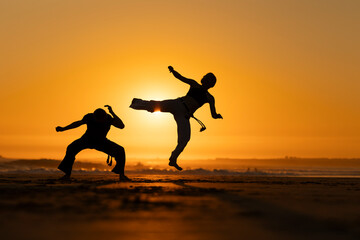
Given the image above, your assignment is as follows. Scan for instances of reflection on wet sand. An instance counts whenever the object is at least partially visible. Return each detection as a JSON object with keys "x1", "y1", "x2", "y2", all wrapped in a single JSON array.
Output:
[{"x1": 0, "y1": 174, "x2": 360, "y2": 240}]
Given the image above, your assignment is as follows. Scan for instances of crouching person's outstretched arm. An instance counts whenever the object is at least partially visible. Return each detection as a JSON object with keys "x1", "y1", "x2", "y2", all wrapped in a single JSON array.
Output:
[{"x1": 56, "y1": 120, "x2": 84, "y2": 132}]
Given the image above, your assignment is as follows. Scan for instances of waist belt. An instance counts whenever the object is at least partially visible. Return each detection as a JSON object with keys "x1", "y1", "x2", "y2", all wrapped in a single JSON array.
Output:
[
  {"x1": 180, "y1": 98, "x2": 206, "y2": 132},
  {"x1": 107, "y1": 155, "x2": 113, "y2": 166}
]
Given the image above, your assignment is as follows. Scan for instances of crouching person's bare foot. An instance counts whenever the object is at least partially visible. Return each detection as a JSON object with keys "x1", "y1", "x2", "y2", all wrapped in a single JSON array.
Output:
[
  {"x1": 58, "y1": 174, "x2": 71, "y2": 181},
  {"x1": 119, "y1": 174, "x2": 131, "y2": 182}
]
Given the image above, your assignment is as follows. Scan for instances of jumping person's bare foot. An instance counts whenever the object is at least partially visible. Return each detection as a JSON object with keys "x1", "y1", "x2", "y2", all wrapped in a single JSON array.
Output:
[
  {"x1": 129, "y1": 98, "x2": 142, "y2": 109},
  {"x1": 119, "y1": 175, "x2": 131, "y2": 182},
  {"x1": 169, "y1": 161, "x2": 183, "y2": 171}
]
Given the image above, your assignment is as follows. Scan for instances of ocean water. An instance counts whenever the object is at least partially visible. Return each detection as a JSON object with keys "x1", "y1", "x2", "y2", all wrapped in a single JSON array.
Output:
[{"x1": 0, "y1": 158, "x2": 359, "y2": 177}]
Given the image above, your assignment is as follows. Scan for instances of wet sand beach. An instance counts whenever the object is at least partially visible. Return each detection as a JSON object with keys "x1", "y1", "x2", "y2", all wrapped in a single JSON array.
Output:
[{"x1": 0, "y1": 174, "x2": 360, "y2": 240}]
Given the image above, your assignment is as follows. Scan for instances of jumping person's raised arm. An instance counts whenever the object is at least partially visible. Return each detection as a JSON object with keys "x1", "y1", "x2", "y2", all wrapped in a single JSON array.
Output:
[
  {"x1": 56, "y1": 120, "x2": 84, "y2": 132},
  {"x1": 168, "y1": 66, "x2": 198, "y2": 87},
  {"x1": 207, "y1": 94, "x2": 223, "y2": 119},
  {"x1": 105, "y1": 105, "x2": 125, "y2": 129}
]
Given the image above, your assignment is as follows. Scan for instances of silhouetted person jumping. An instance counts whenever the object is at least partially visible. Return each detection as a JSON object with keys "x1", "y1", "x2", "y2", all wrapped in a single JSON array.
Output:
[
  {"x1": 56, "y1": 105, "x2": 130, "y2": 181},
  {"x1": 130, "y1": 66, "x2": 223, "y2": 171}
]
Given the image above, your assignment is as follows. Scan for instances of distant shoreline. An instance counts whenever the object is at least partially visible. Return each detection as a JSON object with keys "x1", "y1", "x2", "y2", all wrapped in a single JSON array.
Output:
[{"x1": 0, "y1": 157, "x2": 359, "y2": 177}]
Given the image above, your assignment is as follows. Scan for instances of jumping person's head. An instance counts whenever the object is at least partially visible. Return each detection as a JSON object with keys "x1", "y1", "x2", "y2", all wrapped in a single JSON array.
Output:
[
  {"x1": 93, "y1": 108, "x2": 107, "y2": 122},
  {"x1": 201, "y1": 73, "x2": 216, "y2": 89}
]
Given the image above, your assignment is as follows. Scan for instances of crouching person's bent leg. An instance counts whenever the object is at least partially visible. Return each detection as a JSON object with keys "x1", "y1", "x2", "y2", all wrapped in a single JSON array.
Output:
[
  {"x1": 98, "y1": 139, "x2": 130, "y2": 181},
  {"x1": 58, "y1": 138, "x2": 87, "y2": 177},
  {"x1": 169, "y1": 116, "x2": 191, "y2": 171}
]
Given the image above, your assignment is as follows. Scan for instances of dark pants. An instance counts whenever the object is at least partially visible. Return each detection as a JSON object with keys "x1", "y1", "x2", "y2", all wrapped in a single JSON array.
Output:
[
  {"x1": 131, "y1": 99, "x2": 191, "y2": 162},
  {"x1": 58, "y1": 137, "x2": 126, "y2": 175}
]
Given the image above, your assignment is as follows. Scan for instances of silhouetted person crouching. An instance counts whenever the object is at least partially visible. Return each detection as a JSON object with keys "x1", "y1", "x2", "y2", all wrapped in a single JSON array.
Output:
[{"x1": 56, "y1": 105, "x2": 130, "y2": 181}]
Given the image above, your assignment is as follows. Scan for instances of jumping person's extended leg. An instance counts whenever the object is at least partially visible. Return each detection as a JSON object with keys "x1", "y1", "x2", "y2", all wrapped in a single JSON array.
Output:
[
  {"x1": 96, "y1": 139, "x2": 130, "y2": 181},
  {"x1": 169, "y1": 115, "x2": 191, "y2": 171},
  {"x1": 130, "y1": 98, "x2": 190, "y2": 171},
  {"x1": 58, "y1": 138, "x2": 87, "y2": 178},
  {"x1": 130, "y1": 99, "x2": 176, "y2": 113},
  {"x1": 130, "y1": 98, "x2": 158, "y2": 112},
  {"x1": 129, "y1": 98, "x2": 146, "y2": 110}
]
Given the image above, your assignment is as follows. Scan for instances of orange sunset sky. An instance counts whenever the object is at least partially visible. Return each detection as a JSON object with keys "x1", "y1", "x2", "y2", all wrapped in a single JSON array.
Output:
[{"x1": 0, "y1": 0, "x2": 359, "y2": 160}]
